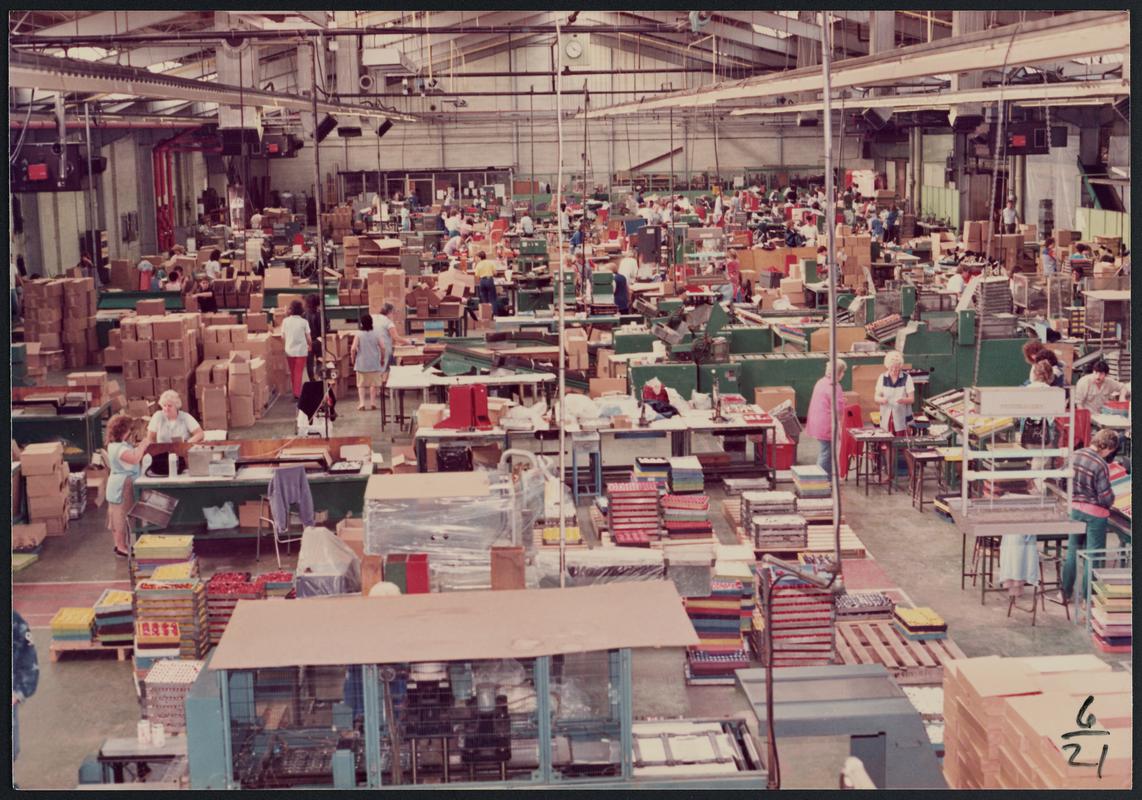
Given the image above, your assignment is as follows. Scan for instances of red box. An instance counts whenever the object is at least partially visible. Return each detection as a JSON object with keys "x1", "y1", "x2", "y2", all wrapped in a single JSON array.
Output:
[
  {"x1": 27, "y1": 163, "x2": 49, "y2": 181},
  {"x1": 765, "y1": 442, "x2": 795, "y2": 470}
]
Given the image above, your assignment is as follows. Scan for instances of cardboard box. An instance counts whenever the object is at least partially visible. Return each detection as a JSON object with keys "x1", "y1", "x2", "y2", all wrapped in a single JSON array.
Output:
[
  {"x1": 247, "y1": 314, "x2": 269, "y2": 333},
  {"x1": 200, "y1": 386, "x2": 228, "y2": 427},
  {"x1": 490, "y1": 546, "x2": 527, "y2": 590},
  {"x1": 27, "y1": 492, "x2": 68, "y2": 519},
  {"x1": 263, "y1": 267, "x2": 293, "y2": 289},
  {"x1": 18, "y1": 442, "x2": 64, "y2": 475},
  {"x1": 135, "y1": 299, "x2": 166, "y2": 316},
  {"x1": 238, "y1": 500, "x2": 263, "y2": 529},
  {"x1": 754, "y1": 386, "x2": 796, "y2": 413},
  {"x1": 123, "y1": 339, "x2": 154, "y2": 360},
  {"x1": 152, "y1": 318, "x2": 184, "y2": 340},
  {"x1": 125, "y1": 377, "x2": 156, "y2": 399},
  {"x1": 228, "y1": 395, "x2": 256, "y2": 428},
  {"x1": 590, "y1": 378, "x2": 628, "y2": 398},
  {"x1": 40, "y1": 515, "x2": 68, "y2": 537},
  {"x1": 336, "y1": 517, "x2": 366, "y2": 561},
  {"x1": 12, "y1": 523, "x2": 47, "y2": 550},
  {"x1": 25, "y1": 468, "x2": 67, "y2": 498}
]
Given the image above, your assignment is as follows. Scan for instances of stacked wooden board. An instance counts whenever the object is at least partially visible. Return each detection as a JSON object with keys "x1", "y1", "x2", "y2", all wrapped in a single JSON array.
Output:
[{"x1": 943, "y1": 654, "x2": 1131, "y2": 789}]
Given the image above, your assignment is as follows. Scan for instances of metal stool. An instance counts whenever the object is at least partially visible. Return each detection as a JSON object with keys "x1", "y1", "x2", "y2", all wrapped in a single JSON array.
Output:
[{"x1": 1006, "y1": 551, "x2": 1071, "y2": 625}]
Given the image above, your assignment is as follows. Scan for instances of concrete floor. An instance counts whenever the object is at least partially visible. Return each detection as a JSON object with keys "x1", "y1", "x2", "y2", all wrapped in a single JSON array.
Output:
[{"x1": 12, "y1": 392, "x2": 1129, "y2": 789}]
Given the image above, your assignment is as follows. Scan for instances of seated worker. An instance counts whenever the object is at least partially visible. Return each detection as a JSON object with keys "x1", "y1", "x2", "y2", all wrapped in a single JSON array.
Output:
[
  {"x1": 1073, "y1": 359, "x2": 1125, "y2": 415},
  {"x1": 609, "y1": 262, "x2": 631, "y2": 313},
  {"x1": 145, "y1": 390, "x2": 205, "y2": 445},
  {"x1": 518, "y1": 213, "x2": 535, "y2": 236},
  {"x1": 164, "y1": 269, "x2": 185, "y2": 292},
  {"x1": 203, "y1": 249, "x2": 223, "y2": 280}
]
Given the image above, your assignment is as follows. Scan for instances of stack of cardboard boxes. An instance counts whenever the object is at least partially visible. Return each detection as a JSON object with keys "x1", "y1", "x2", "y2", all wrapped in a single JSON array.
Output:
[
  {"x1": 321, "y1": 204, "x2": 354, "y2": 243},
  {"x1": 366, "y1": 270, "x2": 406, "y2": 331},
  {"x1": 194, "y1": 359, "x2": 231, "y2": 431},
  {"x1": 20, "y1": 442, "x2": 70, "y2": 537},
  {"x1": 835, "y1": 232, "x2": 871, "y2": 282},
  {"x1": 225, "y1": 352, "x2": 259, "y2": 429},
  {"x1": 208, "y1": 276, "x2": 262, "y2": 310},
  {"x1": 342, "y1": 236, "x2": 360, "y2": 270},
  {"x1": 989, "y1": 233, "x2": 1024, "y2": 268},
  {"x1": 119, "y1": 310, "x2": 201, "y2": 403},
  {"x1": 60, "y1": 278, "x2": 100, "y2": 368},
  {"x1": 108, "y1": 258, "x2": 141, "y2": 291},
  {"x1": 962, "y1": 220, "x2": 987, "y2": 252},
  {"x1": 21, "y1": 279, "x2": 66, "y2": 379}
]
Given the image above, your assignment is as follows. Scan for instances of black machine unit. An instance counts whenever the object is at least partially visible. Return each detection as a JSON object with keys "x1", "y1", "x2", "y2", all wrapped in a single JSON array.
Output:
[
  {"x1": 263, "y1": 133, "x2": 304, "y2": 159},
  {"x1": 10, "y1": 143, "x2": 104, "y2": 193},
  {"x1": 220, "y1": 128, "x2": 262, "y2": 156}
]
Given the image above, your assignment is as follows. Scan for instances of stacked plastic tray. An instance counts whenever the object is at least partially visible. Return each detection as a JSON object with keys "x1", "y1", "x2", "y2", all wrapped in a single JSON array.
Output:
[
  {"x1": 668, "y1": 456, "x2": 705, "y2": 494},
  {"x1": 144, "y1": 659, "x2": 205, "y2": 733},
  {"x1": 206, "y1": 572, "x2": 263, "y2": 646},
  {"x1": 93, "y1": 588, "x2": 134, "y2": 647},
  {"x1": 684, "y1": 580, "x2": 751, "y2": 685},
  {"x1": 1091, "y1": 568, "x2": 1131, "y2": 653},
  {"x1": 50, "y1": 607, "x2": 95, "y2": 645},
  {"x1": 606, "y1": 481, "x2": 660, "y2": 546},
  {"x1": 632, "y1": 457, "x2": 670, "y2": 489},
  {"x1": 661, "y1": 494, "x2": 714, "y2": 542},
  {"x1": 761, "y1": 564, "x2": 836, "y2": 667},
  {"x1": 134, "y1": 578, "x2": 209, "y2": 659},
  {"x1": 131, "y1": 534, "x2": 195, "y2": 581}
]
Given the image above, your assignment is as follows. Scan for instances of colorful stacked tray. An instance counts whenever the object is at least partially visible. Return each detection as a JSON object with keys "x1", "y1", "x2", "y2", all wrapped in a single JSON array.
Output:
[
  {"x1": 761, "y1": 564, "x2": 836, "y2": 667},
  {"x1": 792, "y1": 465, "x2": 831, "y2": 498},
  {"x1": 132, "y1": 534, "x2": 196, "y2": 580},
  {"x1": 93, "y1": 588, "x2": 135, "y2": 647},
  {"x1": 206, "y1": 572, "x2": 263, "y2": 645},
  {"x1": 607, "y1": 481, "x2": 660, "y2": 546},
  {"x1": 144, "y1": 659, "x2": 205, "y2": 733},
  {"x1": 661, "y1": 494, "x2": 714, "y2": 541},
  {"x1": 685, "y1": 580, "x2": 751, "y2": 685},
  {"x1": 684, "y1": 649, "x2": 751, "y2": 686},
  {"x1": 1108, "y1": 463, "x2": 1131, "y2": 519},
  {"x1": 151, "y1": 561, "x2": 199, "y2": 581},
  {"x1": 134, "y1": 578, "x2": 209, "y2": 659},
  {"x1": 50, "y1": 607, "x2": 95, "y2": 644},
  {"x1": 892, "y1": 606, "x2": 947, "y2": 641},
  {"x1": 633, "y1": 457, "x2": 670, "y2": 489},
  {"x1": 255, "y1": 571, "x2": 296, "y2": 598},
  {"x1": 668, "y1": 456, "x2": 705, "y2": 494},
  {"x1": 1090, "y1": 568, "x2": 1131, "y2": 653},
  {"x1": 835, "y1": 591, "x2": 896, "y2": 621}
]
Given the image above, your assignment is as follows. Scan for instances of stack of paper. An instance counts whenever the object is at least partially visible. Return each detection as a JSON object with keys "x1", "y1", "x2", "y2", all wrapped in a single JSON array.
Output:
[
  {"x1": 50, "y1": 607, "x2": 95, "y2": 644},
  {"x1": 93, "y1": 588, "x2": 134, "y2": 646},
  {"x1": 1090, "y1": 568, "x2": 1131, "y2": 653},
  {"x1": 684, "y1": 580, "x2": 750, "y2": 685},
  {"x1": 668, "y1": 456, "x2": 704, "y2": 494}
]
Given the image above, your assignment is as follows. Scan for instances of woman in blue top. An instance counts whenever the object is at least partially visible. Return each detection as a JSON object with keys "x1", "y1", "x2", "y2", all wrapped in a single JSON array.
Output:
[
  {"x1": 350, "y1": 314, "x2": 387, "y2": 411},
  {"x1": 106, "y1": 414, "x2": 150, "y2": 558}
]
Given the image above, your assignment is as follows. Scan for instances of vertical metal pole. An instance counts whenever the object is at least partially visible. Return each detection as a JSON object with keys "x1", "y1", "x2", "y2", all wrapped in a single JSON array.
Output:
[
  {"x1": 529, "y1": 87, "x2": 536, "y2": 190},
  {"x1": 83, "y1": 102, "x2": 100, "y2": 280},
  {"x1": 583, "y1": 80, "x2": 590, "y2": 198},
  {"x1": 311, "y1": 42, "x2": 329, "y2": 437},
  {"x1": 669, "y1": 108, "x2": 675, "y2": 287},
  {"x1": 555, "y1": 18, "x2": 567, "y2": 587},
  {"x1": 535, "y1": 656, "x2": 553, "y2": 783},
  {"x1": 618, "y1": 648, "x2": 633, "y2": 780},
  {"x1": 362, "y1": 664, "x2": 383, "y2": 787},
  {"x1": 218, "y1": 670, "x2": 235, "y2": 789},
  {"x1": 822, "y1": 13, "x2": 842, "y2": 557}
]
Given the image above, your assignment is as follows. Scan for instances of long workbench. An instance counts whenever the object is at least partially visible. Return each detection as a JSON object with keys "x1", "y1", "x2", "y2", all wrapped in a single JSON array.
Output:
[
  {"x1": 12, "y1": 386, "x2": 112, "y2": 465},
  {"x1": 132, "y1": 436, "x2": 373, "y2": 537}
]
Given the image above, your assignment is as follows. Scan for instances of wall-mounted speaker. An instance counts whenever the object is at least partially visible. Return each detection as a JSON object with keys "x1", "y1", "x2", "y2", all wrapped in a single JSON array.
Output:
[
  {"x1": 376, "y1": 119, "x2": 394, "y2": 138},
  {"x1": 337, "y1": 125, "x2": 362, "y2": 138},
  {"x1": 315, "y1": 115, "x2": 338, "y2": 143},
  {"x1": 1050, "y1": 126, "x2": 1067, "y2": 148}
]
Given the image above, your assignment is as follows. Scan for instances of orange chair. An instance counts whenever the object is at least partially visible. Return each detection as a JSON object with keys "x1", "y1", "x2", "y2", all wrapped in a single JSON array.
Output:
[{"x1": 838, "y1": 403, "x2": 866, "y2": 480}]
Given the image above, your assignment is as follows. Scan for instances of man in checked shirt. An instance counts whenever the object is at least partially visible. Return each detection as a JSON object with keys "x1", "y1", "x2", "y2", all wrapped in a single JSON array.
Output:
[{"x1": 1061, "y1": 429, "x2": 1121, "y2": 606}]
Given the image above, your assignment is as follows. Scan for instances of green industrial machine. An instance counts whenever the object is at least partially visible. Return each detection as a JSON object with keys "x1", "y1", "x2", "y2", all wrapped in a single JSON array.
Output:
[{"x1": 514, "y1": 237, "x2": 548, "y2": 273}]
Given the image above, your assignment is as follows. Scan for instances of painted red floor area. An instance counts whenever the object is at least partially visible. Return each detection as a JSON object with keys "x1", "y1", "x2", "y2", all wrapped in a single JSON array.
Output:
[
  {"x1": 840, "y1": 557, "x2": 895, "y2": 591},
  {"x1": 13, "y1": 581, "x2": 132, "y2": 628}
]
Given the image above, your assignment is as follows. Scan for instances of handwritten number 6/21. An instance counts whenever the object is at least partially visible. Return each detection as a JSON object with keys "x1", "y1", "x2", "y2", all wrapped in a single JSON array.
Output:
[{"x1": 1061, "y1": 695, "x2": 1110, "y2": 779}]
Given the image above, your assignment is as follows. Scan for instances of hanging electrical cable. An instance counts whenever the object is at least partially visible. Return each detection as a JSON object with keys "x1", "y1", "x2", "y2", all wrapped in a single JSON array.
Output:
[{"x1": 975, "y1": 24, "x2": 1020, "y2": 385}]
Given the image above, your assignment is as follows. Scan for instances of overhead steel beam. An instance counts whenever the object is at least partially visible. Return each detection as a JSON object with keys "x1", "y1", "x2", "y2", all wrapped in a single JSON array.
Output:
[
  {"x1": 580, "y1": 11, "x2": 1129, "y2": 117},
  {"x1": 29, "y1": 10, "x2": 194, "y2": 38},
  {"x1": 730, "y1": 79, "x2": 1130, "y2": 115},
  {"x1": 8, "y1": 50, "x2": 416, "y2": 122}
]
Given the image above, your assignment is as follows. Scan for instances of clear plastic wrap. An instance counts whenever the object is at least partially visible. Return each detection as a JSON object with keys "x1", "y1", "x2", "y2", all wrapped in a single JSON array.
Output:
[
  {"x1": 364, "y1": 463, "x2": 546, "y2": 587},
  {"x1": 533, "y1": 547, "x2": 666, "y2": 588},
  {"x1": 294, "y1": 526, "x2": 361, "y2": 597}
]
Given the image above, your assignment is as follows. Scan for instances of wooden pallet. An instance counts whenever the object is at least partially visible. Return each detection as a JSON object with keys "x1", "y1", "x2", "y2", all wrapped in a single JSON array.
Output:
[
  {"x1": 835, "y1": 620, "x2": 966, "y2": 685},
  {"x1": 722, "y1": 499, "x2": 865, "y2": 558},
  {"x1": 531, "y1": 526, "x2": 587, "y2": 549},
  {"x1": 50, "y1": 640, "x2": 133, "y2": 662}
]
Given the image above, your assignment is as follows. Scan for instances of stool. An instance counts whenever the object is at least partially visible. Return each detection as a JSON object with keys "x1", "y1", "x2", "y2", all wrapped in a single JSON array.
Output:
[
  {"x1": 905, "y1": 449, "x2": 943, "y2": 512},
  {"x1": 967, "y1": 536, "x2": 1000, "y2": 589},
  {"x1": 1007, "y1": 551, "x2": 1071, "y2": 626}
]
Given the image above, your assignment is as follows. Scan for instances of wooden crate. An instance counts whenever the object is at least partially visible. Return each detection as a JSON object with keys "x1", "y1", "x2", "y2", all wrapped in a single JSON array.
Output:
[
  {"x1": 835, "y1": 620, "x2": 966, "y2": 685},
  {"x1": 722, "y1": 499, "x2": 863, "y2": 557}
]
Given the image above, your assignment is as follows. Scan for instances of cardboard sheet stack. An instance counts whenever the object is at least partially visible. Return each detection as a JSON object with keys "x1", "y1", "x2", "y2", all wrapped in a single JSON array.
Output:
[
  {"x1": 943, "y1": 654, "x2": 1131, "y2": 789},
  {"x1": 132, "y1": 535, "x2": 196, "y2": 581},
  {"x1": 668, "y1": 456, "x2": 704, "y2": 494},
  {"x1": 632, "y1": 457, "x2": 670, "y2": 489},
  {"x1": 50, "y1": 607, "x2": 95, "y2": 645},
  {"x1": 144, "y1": 659, "x2": 205, "y2": 734},
  {"x1": 606, "y1": 481, "x2": 661, "y2": 546},
  {"x1": 661, "y1": 494, "x2": 714, "y2": 542},
  {"x1": 759, "y1": 563, "x2": 836, "y2": 667},
  {"x1": 93, "y1": 588, "x2": 135, "y2": 647},
  {"x1": 134, "y1": 577, "x2": 209, "y2": 660},
  {"x1": 893, "y1": 606, "x2": 947, "y2": 641},
  {"x1": 684, "y1": 580, "x2": 751, "y2": 685},
  {"x1": 20, "y1": 442, "x2": 70, "y2": 537},
  {"x1": 1090, "y1": 568, "x2": 1131, "y2": 653}
]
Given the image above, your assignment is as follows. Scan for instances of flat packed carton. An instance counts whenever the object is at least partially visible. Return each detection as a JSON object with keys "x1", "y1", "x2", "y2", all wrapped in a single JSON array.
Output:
[{"x1": 754, "y1": 386, "x2": 796, "y2": 412}]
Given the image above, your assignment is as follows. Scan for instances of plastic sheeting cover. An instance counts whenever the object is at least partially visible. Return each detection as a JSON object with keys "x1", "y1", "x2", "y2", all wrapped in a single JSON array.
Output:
[{"x1": 295, "y1": 526, "x2": 361, "y2": 598}]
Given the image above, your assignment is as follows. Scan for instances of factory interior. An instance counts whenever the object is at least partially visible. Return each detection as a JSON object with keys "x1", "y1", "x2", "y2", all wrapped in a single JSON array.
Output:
[{"x1": 7, "y1": 8, "x2": 1134, "y2": 791}]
